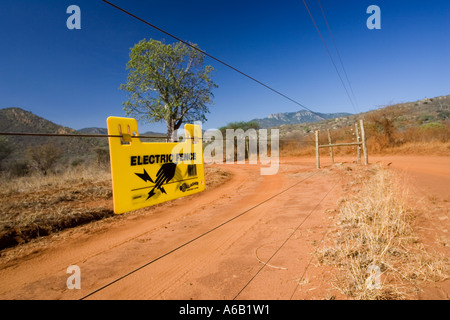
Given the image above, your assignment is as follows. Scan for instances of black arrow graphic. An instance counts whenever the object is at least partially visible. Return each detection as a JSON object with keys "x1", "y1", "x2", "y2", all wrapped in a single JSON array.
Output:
[
  {"x1": 135, "y1": 169, "x2": 154, "y2": 183},
  {"x1": 147, "y1": 162, "x2": 177, "y2": 199}
]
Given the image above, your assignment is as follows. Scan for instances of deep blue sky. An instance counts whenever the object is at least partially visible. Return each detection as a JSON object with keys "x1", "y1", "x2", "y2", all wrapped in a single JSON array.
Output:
[{"x1": 0, "y1": 0, "x2": 449, "y2": 133}]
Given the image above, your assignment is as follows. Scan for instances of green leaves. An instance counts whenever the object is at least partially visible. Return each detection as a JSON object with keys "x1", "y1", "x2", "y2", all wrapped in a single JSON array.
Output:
[{"x1": 121, "y1": 39, "x2": 217, "y2": 138}]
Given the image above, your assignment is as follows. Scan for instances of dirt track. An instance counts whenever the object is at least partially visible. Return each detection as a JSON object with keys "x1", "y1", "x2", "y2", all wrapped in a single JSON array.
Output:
[
  {"x1": 0, "y1": 156, "x2": 448, "y2": 300},
  {"x1": 371, "y1": 155, "x2": 450, "y2": 299}
]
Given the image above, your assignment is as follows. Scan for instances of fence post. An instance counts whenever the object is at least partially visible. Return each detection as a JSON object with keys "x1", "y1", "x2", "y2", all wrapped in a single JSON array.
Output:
[
  {"x1": 327, "y1": 129, "x2": 334, "y2": 164},
  {"x1": 315, "y1": 130, "x2": 320, "y2": 169},
  {"x1": 360, "y1": 119, "x2": 368, "y2": 165},
  {"x1": 355, "y1": 123, "x2": 361, "y2": 164}
]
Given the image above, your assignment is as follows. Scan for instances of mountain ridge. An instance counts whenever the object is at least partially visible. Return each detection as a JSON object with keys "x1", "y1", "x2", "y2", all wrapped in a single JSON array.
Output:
[
  {"x1": 250, "y1": 109, "x2": 352, "y2": 128},
  {"x1": 0, "y1": 108, "x2": 108, "y2": 166},
  {"x1": 1, "y1": 94, "x2": 448, "y2": 169},
  {"x1": 0, "y1": 108, "x2": 166, "y2": 168}
]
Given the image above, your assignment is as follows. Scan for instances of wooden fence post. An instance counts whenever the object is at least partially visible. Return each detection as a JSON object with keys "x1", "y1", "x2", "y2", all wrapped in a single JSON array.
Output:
[
  {"x1": 355, "y1": 123, "x2": 361, "y2": 164},
  {"x1": 315, "y1": 130, "x2": 320, "y2": 169},
  {"x1": 359, "y1": 119, "x2": 368, "y2": 165},
  {"x1": 327, "y1": 129, "x2": 334, "y2": 164}
]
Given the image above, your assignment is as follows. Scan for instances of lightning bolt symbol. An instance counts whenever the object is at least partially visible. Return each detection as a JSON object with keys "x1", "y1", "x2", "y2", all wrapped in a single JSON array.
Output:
[{"x1": 135, "y1": 169, "x2": 154, "y2": 183}]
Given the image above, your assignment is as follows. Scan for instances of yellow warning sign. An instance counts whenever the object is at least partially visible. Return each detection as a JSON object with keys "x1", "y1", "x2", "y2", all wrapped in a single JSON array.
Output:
[{"x1": 107, "y1": 117, "x2": 205, "y2": 214}]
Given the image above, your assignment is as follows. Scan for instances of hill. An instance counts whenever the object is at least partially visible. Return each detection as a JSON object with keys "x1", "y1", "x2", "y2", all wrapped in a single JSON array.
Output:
[
  {"x1": 0, "y1": 108, "x2": 109, "y2": 170},
  {"x1": 78, "y1": 127, "x2": 165, "y2": 138},
  {"x1": 276, "y1": 95, "x2": 450, "y2": 156},
  {"x1": 251, "y1": 110, "x2": 352, "y2": 128},
  {"x1": 1, "y1": 94, "x2": 448, "y2": 171},
  {"x1": 77, "y1": 127, "x2": 109, "y2": 135},
  {"x1": 0, "y1": 108, "x2": 169, "y2": 172},
  {"x1": 276, "y1": 95, "x2": 450, "y2": 136}
]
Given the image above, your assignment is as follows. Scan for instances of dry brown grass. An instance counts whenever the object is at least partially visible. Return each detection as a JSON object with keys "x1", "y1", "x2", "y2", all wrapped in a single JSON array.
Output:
[
  {"x1": 316, "y1": 165, "x2": 449, "y2": 299},
  {"x1": 381, "y1": 141, "x2": 450, "y2": 156},
  {"x1": 0, "y1": 164, "x2": 114, "y2": 250},
  {"x1": 279, "y1": 136, "x2": 450, "y2": 158},
  {"x1": 279, "y1": 115, "x2": 450, "y2": 157},
  {"x1": 0, "y1": 164, "x2": 231, "y2": 251}
]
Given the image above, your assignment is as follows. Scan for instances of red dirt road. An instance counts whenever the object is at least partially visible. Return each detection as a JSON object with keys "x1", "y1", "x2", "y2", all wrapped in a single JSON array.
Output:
[
  {"x1": 371, "y1": 155, "x2": 450, "y2": 299},
  {"x1": 0, "y1": 156, "x2": 448, "y2": 300}
]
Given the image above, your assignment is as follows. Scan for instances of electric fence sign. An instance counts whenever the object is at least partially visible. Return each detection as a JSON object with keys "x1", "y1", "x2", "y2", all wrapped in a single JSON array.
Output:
[{"x1": 107, "y1": 117, "x2": 205, "y2": 214}]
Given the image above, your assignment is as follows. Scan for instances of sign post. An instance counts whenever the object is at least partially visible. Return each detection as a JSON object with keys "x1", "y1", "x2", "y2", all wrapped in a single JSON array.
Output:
[{"x1": 107, "y1": 117, "x2": 205, "y2": 214}]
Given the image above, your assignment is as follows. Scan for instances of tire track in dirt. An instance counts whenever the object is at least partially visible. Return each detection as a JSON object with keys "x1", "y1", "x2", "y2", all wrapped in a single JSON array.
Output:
[
  {"x1": 2, "y1": 156, "x2": 447, "y2": 300},
  {"x1": 0, "y1": 165, "x2": 241, "y2": 299},
  {"x1": 0, "y1": 158, "x2": 346, "y2": 300},
  {"x1": 79, "y1": 164, "x2": 343, "y2": 300},
  {"x1": 0, "y1": 163, "x2": 288, "y2": 299},
  {"x1": 79, "y1": 164, "x2": 290, "y2": 300}
]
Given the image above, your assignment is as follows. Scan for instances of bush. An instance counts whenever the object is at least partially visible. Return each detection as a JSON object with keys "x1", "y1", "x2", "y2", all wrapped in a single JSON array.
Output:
[
  {"x1": 71, "y1": 158, "x2": 84, "y2": 167},
  {"x1": 418, "y1": 114, "x2": 435, "y2": 124},
  {"x1": 0, "y1": 138, "x2": 11, "y2": 170},
  {"x1": 8, "y1": 161, "x2": 30, "y2": 177},
  {"x1": 94, "y1": 148, "x2": 110, "y2": 166},
  {"x1": 26, "y1": 143, "x2": 63, "y2": 175}
]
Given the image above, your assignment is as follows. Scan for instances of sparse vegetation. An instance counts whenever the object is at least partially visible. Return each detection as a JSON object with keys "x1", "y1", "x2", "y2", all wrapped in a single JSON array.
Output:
[
  {"x1": 0, "y1": 163, "x2": 231, "y2": 251},
  {"x1": 0, "y1": 107, "x2": 110, "y2": 171},
  {"x1": 94, "y1": 147, "x2": 110, "y2": 166},
  {"x1": 0, "y1": 138, "x2": 11, "y2": 170},
  {"x1": 315, "y1": 166, "x2": 449, "y2": 299},
  {"x1": 0, "y1": 163, "x2": 113, "y2": 250},
  {"x1": 26, "y1": 143, "x2": 63, "y2": 175},
  {"x1": 218, "y1": 121, "x2": 260, "y2": 132},
  {"x1": 279, "y1": 95, "x2": 450, "y2": 157}
]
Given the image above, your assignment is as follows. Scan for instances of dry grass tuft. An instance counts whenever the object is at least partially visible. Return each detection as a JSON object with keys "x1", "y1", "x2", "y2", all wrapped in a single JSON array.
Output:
[
  {"x1": 316, "y1": 166, "x2": 449, "y2": 299},
  {"x1": 0, "y1": 164, "x2": 114, "y2": 250}
]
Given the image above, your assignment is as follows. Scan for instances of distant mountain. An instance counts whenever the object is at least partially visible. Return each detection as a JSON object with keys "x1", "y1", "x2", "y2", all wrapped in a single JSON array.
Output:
[
  {"x1": 0, "y1": 108, "x2": 168, "y2": 167},
  {"x1": 78, "y1": 127, "x2": 165, "y2": 137},
  {"x1": 251, "y1": 110, "x2": 352, "y2": 128},
  {"x1": 0, "y1": 107, "x2": 76, "y2": 135},
  {"x1": 141, "y1": 130, "x2": 166, "y2": 137},
  {"x1": 78, "y1": 127, "x2": 109, "y2": 135},
  {"x1": 275, "y1": 94, "x2": 450, "y2": 138},
  {"x1": 0, "y1": 108, "x2": 108, "y2": 165}
]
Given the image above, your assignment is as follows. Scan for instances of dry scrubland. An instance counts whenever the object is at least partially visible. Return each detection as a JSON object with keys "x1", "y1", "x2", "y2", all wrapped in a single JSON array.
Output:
[
  {"x1": 0, "y1": 164, "x2": 231, "y2": 251},
  {"x1": 1, "y1": 156, "x2": 448, "y2": 299},
  {"x1": 280, "y1": 123, "x2": 450, "y2": 158},
  {"x1": 0, "y1": 164, "x2": 113, "y2": 250},
  {"x1": 0, "y1": 101, "x2": 449, "y2": 299},
  {"x1": 316, "y1": 165, "x2": 448, "y2": 299},
  {"x1": 280, "y1": 97, "x2": 450, "y2": 158}
]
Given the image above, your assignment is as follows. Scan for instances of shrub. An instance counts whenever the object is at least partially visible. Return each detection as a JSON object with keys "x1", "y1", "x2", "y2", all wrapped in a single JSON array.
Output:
[
  {"x1": 8, "y1": 161, "x2": 30, "y2": 177},
  {"x1": 26, "y1": 143, "x2": 63, "y2": 175}
]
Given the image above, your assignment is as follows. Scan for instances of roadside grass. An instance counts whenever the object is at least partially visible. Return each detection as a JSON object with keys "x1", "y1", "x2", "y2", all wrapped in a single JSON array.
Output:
[
  {"x1": 315, "y1": 165, "x2": 449, "y2": 299},
  {"x1": 0, "y1": 164, "x2": 231, "y2": 251},
  {"x1": 280, "y1": 139, "x2": 450, "y2": 158},
  {"x1": 0, "y1": 164, "x2": 114, "y2": 251}
]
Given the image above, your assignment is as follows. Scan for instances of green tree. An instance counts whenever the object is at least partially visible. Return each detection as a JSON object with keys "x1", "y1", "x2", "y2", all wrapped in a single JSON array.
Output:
[
  {"x1": 218, "y1": 121, "x2": 260, "y2": 133},
  {"x1": 121, "y1": 39, "x2": 218, "y2": 141}
]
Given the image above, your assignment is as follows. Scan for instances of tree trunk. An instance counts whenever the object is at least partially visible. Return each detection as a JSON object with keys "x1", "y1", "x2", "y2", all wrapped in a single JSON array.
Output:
[
  {"x1": 166, "y1": 117, "x2": 177, "y2": 142},
  {"x1": 166, "y1": 122, "x2": 174, "y2": 142}
]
